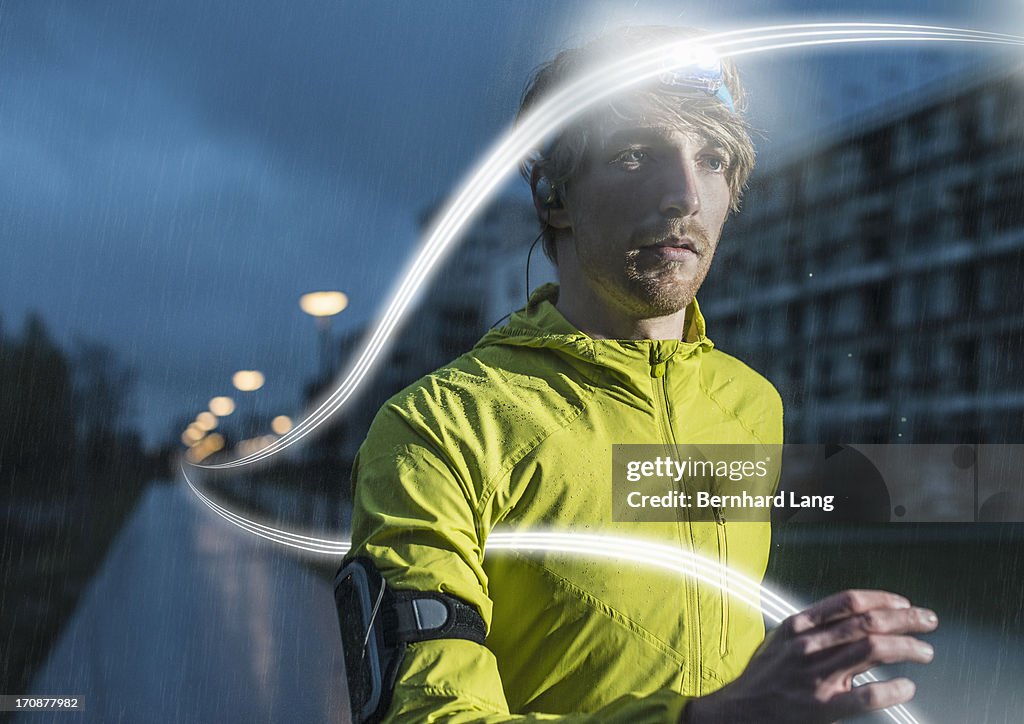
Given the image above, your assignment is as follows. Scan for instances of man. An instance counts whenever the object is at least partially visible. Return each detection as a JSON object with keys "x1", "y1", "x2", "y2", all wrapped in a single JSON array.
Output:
[{"x1": 341, "y1": 26, "x2": 936, "y2": 723}]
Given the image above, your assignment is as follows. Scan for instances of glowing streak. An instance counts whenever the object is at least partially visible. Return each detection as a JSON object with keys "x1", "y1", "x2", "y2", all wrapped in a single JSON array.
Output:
[
  {"x1": 183, "y1": 470, "x2": 919, "y2": 724},
  {"x1": 192, "y1": 23, "x2": 1024, "y2": 471},
  {"x1": 175, "y1": 24, "x2": 1014, "y2": 722}
]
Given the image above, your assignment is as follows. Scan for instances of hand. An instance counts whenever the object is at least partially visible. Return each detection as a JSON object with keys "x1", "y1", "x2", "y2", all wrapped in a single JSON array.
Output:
[{"x1": 683, "y1": 589, "x2": 938, "y2": 723}]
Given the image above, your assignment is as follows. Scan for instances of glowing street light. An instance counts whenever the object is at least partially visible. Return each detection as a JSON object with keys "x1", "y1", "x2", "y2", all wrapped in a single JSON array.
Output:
[
  {"x1": 299, "y1": 291, "x2": 349, "y2": 318},
  {"x1": 300, "y1": 290, "x2": 349, "y2": 379},
  {"x1": 232, "y1": 370, "x2": 265, "y2": 392},
  {"x1": 195, "y1": 411, "x2": 218, "y2": 431},
  {"x1": 271, "y1": 415, "x2": 293, "y2": 435},
  {"x1": 186, "y1": 432, "x2": 225, "y2": 463},
  {"x1": 209, "y1": 396, "x2": 236, "y2": 416}
]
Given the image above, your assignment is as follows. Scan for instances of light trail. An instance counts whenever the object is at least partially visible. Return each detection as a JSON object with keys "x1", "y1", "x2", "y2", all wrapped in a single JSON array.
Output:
[
  {"x1": 176, "y1": 22, "x2": 1024, "y2": 723},
  {"x1": 191, "y1": 22, "x2": 1024, "y2": 471},
  {"x1": 184, "y1": 469, "x2": 920, "y2": 723}
]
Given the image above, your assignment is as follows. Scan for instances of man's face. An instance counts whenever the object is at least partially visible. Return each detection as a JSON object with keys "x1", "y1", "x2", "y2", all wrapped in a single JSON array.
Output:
[{"x1": 560, "y1": 117, "x2": 733, "y2": 319}]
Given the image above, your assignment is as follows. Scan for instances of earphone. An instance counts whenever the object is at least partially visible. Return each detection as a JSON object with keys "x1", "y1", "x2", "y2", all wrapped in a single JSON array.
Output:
[{"x1": 535, "y1": 175, "x2": 563, "y2": 209}]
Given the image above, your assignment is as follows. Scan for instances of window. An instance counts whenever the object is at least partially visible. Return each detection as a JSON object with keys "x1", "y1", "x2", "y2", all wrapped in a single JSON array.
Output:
[
  {"x1": 996, "y1": 80, "x2": 1024, "y2": 141},
  {"x1": 978, "y1": 258, "x2": 1021, "y2": 315},
  {"x1": 953, "y1": 338, "x2": 979, "y2": 393},
  {"x1": 988, "y1": 172, "x2": 1024, "y2": 234},
  {"x1": 953, "y1": 184, "x2": 982, "y2": 239},
  {"x1": 926, "y1": 107, "x2": 959, "y2": 157},
  {"x1": 924, "y1": 271, "x2": 957, "y2": 321},
  {"x1": 837, "y1": 147, "x2": 864, "y2": 189},
  {"x1": 787, "y1": 303, "x2": 804, "y2": 336},
  {"x1": 814, "y1": 353, "x2": 834, "y2": 397},
  {"x1": 834, "y1": 291, "x2": 863, "y2": 335},
  {"x1": 862, "y1": 128, "x2": 894, "y2": 176},
  {"x1": 860, "y1": 208, "x2": 894, "y2": 260},
  {"x1": 893, "y1": 122, "x2": 919, "y2": 170},
  {"x1": 977, "y1": 89, "x2": 1000, "y2": 141},
  {"x1": 783, "y1": 235, "x2": 804, "y2": 282},
  {"x1": 894, "y1": 278, "x2": 921, "y2": 327},
  {"x1": 861, "y1": 350, "x2": 888, "y2": 398},
  {"x1": 957, "y1": 265, "x2": 979, "y2": 315},
  {"x1": 987, "y1": 331, "x2": 1024, "y2": 391}
]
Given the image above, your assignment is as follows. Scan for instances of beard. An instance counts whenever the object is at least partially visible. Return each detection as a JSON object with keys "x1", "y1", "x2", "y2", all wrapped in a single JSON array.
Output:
[{"x1": 618, "y1": 220, "x2": 718, "y2": 316}]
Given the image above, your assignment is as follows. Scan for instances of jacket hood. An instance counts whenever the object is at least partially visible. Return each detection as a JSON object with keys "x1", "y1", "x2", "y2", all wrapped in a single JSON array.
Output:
[{"x1": 476, "y1": 283, "x2": 714, "y2": 382}]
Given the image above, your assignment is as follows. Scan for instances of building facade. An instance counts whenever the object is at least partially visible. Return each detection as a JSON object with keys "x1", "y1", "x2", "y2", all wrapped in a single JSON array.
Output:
[{"x1": 701, "y1": 64, "x2": 1024, "y2": 444}]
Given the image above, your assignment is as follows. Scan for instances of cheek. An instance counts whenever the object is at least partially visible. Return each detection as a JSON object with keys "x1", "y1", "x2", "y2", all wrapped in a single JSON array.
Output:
[
  {"x1": 708, "y1": 177, "x2": 733, "y2": 210},
  {"x1": 573, "y1": 188, "x2": 643, "y2": 233},
  {"x1": 570, "y1": 193, "x2": 620, "y2": 239},
  {"x1": 701, "y1": 183, "x2": 732, "y2": 228}
]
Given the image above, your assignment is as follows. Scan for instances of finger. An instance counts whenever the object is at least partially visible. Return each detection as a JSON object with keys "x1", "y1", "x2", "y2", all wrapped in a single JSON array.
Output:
[
  {"x1": 794, "y1": 607, "x2": 938, "y2": 656},
  {"x1": 786, "y1": 590, "x2": 911, "y2": 634},
  {"x1": 825, "y1": 678, "x2": 916, "y2": 721},
  {"x1": 813, "y1": 633, "x2": 935, "y2": 680}
]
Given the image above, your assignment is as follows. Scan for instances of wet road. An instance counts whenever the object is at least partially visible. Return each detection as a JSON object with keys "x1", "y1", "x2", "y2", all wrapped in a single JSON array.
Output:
[{"x1": 21, "y1": 482, "x2": 349, "y2": 724}]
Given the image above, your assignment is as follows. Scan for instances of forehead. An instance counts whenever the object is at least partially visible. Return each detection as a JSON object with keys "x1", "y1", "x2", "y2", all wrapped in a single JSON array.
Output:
[
  {"x1": 582, "y1": 95, "x2": 725, "y2": 150},
  {"x1": 595, "y1": 120, "x2": 720, "y2": 151}
]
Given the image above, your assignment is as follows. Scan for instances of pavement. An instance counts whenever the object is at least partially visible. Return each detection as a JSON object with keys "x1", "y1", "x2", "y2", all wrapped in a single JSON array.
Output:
[{"x1": 20, "y1": 482, "x2": 349, "y2": 724}]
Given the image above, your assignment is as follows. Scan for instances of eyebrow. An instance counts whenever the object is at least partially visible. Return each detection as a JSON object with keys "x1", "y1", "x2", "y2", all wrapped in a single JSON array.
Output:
[
  {"x1": 602, "y1": 127, "x2": 728, "y2": 154},
  {"x1": 603, "y1": 128, "x2": 672, "y2": 148}
]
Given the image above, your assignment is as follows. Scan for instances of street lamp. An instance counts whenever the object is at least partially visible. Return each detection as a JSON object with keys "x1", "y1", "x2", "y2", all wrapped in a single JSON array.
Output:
[
  {"x1": 232, "y1": 370, "x2": 265, "y2": 392},
  {"x1": 195, "y1": 411, "x2": 218, "y2": 431},
  {"x1": 209, "y1": 396, "x2": 236, "y2": 416},
  {"x1": 299, "y1": 290, "x2": 349, "y2": 378},
  {"x1": 271, "y1": 415, "x2": 293, "y2": 435}
]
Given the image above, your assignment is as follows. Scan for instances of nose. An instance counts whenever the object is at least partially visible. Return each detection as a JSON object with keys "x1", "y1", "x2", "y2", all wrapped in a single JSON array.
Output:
[{"x1": 658, "y1": 155, "x2": 701, "y2": 218}]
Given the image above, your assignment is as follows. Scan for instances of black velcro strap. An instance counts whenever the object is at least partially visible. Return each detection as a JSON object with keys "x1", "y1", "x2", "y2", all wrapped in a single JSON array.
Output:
[{"x1": 382, "y1": 590, "x2": 487, "y2": 647}]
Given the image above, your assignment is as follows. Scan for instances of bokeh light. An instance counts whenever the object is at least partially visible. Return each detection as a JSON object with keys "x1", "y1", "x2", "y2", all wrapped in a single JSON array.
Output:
[
  {"x1": 209, "y1": 396, "x2": 236, "y2": 416},
  {"x1": 299, "y1": 291, "x2": 349, "y2": 317},
  {"x1": 270, "y1": 415, "x2": 293, "y2": 435},
  {"x1": 195, "y1": 411, "x2": 218, "y2": 431},
  {"x1": 232, "y1": 370, "x2": 265, "y2": 392}
]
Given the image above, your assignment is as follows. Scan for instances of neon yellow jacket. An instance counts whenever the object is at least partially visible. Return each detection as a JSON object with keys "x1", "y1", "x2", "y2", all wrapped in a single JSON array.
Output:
[{"x1": 349, "y1": 283, "x2": 783, "y2": 722}]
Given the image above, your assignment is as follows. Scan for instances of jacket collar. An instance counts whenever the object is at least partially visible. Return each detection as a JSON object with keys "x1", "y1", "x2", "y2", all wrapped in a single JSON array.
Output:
[{"x1": 477, "y1": 283, "x2": 714, "y2": 379}]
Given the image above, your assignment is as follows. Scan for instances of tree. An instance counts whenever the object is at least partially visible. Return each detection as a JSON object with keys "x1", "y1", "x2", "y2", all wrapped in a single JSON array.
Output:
[
  {"x1": 71, "y1": 339, "x2": 138, "y2": 469},
  {"x1": 0, "y1": 314, "x2": 77, "y2": 497}
]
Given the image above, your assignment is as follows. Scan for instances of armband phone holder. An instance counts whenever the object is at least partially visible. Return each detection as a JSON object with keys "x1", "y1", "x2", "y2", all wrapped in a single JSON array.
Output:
[
  {"x1": 335, "y1": 558, "x2": 388, "y2": 722},
  {"x1": 334, "y1": 557, "x2": 487, "y2": 724}
]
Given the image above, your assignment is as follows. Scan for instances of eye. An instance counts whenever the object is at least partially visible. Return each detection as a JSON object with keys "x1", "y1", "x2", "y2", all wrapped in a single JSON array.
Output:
[
  {"x1": 613, "y1": 148, "x2": 650, "y2": 167},
  {"x1": 700, "y1": 154, "x2": 729, "y2": 173}
]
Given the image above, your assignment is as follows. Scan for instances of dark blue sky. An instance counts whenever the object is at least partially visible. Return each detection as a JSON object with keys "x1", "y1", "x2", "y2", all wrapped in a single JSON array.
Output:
[{"x1": 0, "y1": 0, "x2": 1017, "y2": 447}]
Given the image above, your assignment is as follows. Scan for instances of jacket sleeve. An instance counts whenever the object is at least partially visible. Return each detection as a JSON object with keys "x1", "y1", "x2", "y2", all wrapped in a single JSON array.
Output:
[{"x1": 348, "y1": 406, "x2": 693, "y2": 724}]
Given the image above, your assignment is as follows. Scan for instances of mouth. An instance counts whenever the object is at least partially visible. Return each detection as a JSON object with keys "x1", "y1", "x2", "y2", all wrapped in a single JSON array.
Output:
[{"x1": 641, "y1": 237, "x2": 700, "y2": 255}]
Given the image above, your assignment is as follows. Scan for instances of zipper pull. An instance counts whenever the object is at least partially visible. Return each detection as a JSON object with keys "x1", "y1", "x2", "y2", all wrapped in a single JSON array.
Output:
[{"x1": 650, "y1": 345, "x2": 667, "y2": 378}]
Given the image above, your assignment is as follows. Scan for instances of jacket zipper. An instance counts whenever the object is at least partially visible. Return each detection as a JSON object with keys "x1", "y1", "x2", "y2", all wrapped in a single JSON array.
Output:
[
  {"x1": 652, "y1": 345, "x2": 730, "y2": 670},
  {"x1": 649, "y1": 351, "x2": 676, "y2": 447},
  {"x1": 713, "y1": 505, "x2": 729, "y2": 655},
  {"x1": 650, "y1": 345, "x2": 703, "y2": 692}
]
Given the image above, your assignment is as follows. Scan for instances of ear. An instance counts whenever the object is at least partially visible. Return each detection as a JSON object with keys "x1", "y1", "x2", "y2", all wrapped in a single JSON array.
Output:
[{"x1": 530, "y1": 167, "x2": 571, "y2": 230}]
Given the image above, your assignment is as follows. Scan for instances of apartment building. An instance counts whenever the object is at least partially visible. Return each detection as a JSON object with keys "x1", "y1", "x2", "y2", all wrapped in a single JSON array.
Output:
[{"x1": 701, "y1": 63, "x2": 1024, "y2": 444}]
